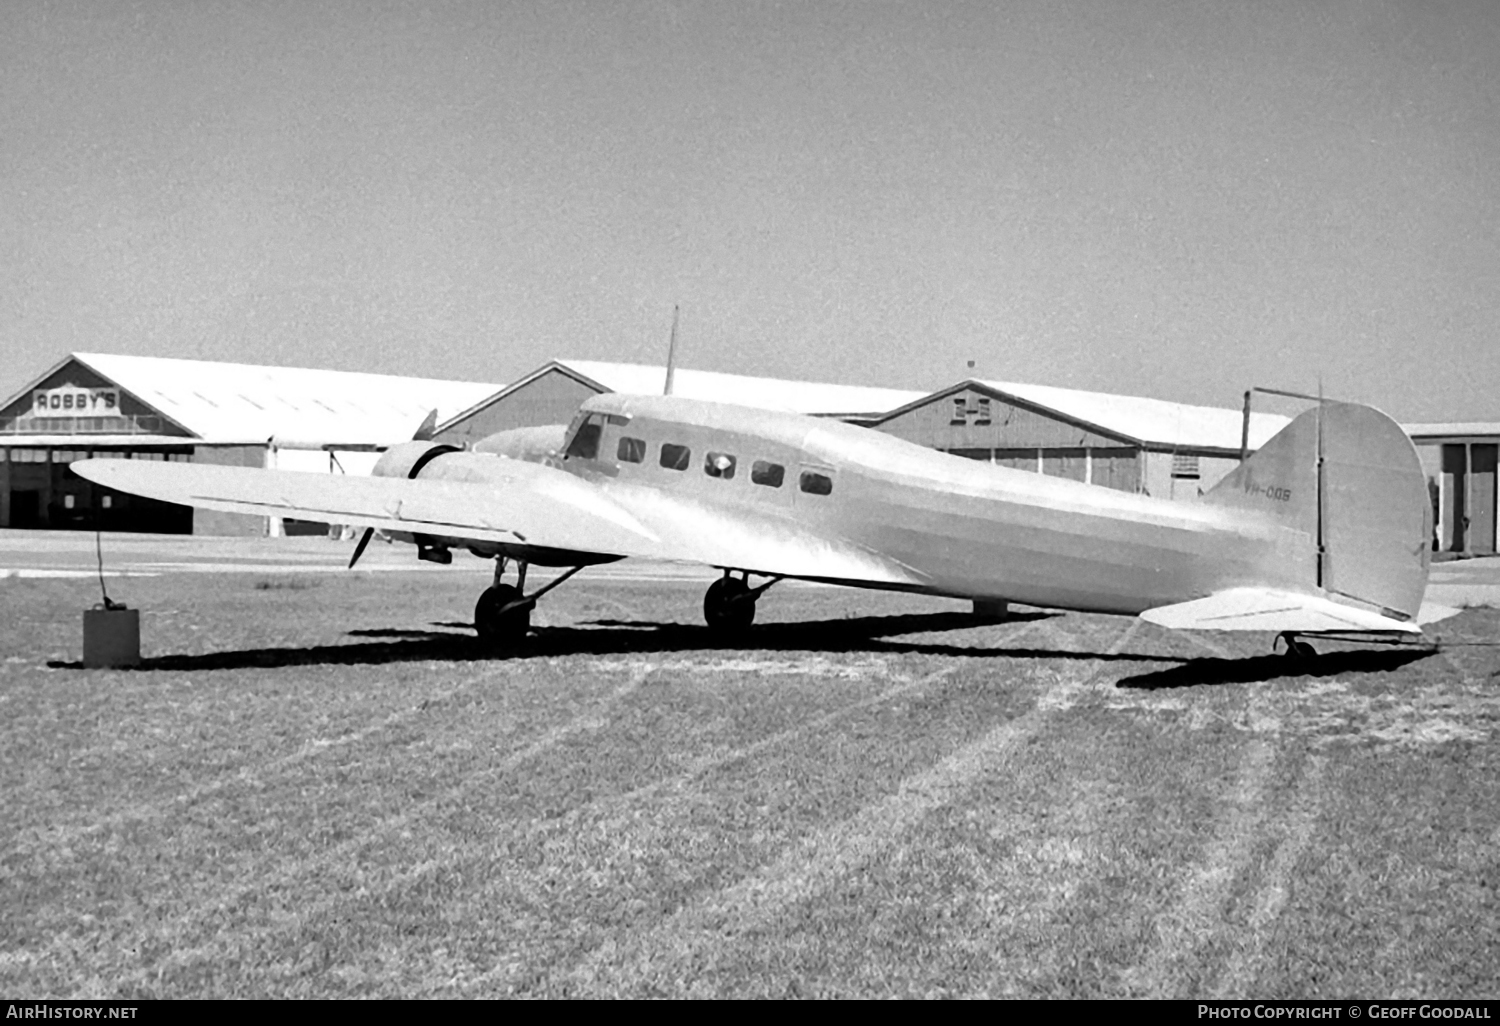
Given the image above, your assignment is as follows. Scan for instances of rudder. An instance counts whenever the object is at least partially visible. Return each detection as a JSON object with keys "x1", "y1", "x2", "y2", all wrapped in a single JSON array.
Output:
[{"x1": 1205, "y1": 401, "x2": 1430, "y2": 622}]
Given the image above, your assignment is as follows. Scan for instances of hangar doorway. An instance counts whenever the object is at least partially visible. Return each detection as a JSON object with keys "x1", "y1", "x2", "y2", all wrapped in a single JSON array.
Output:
[
  {"x1": 1440, "y1": 443, "x2": 1497, "y2": 555},
  {"x1": 1, "y1": 448, "x2": 194, "y2": 534}
]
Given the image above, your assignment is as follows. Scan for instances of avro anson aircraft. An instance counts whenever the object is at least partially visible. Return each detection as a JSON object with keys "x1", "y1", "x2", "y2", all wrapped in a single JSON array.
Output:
[{"x1": 73, "y1": 392, "x2": 1441, "y2": 657}]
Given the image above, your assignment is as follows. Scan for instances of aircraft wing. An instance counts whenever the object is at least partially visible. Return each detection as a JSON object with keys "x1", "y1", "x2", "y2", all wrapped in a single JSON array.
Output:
[
  {"x1": 70, "y1": 458, "x2": 924, "y2": 587},
  {"x1": 72, "y1": 457, "x2": 661, "y2": 554},
  {"x1": 1140, "y1": 588, "x2": 1423, "y2": 634}
]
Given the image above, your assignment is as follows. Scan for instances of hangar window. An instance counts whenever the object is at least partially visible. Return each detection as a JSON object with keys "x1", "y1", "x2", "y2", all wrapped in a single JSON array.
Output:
[
  {"x1": 950, "y1": 395, "x2": 991, "y2": 426},
  {"x1": 751, "y1": 461, "x2": 784, "y2": 487},
  {"x1": 617, "y1": 436, "x2": 646, "y2": 464},
  {"x1": 704, "y1": 452, "x2": 737, "y2": 479},
  {"x1": 1171, "y1": 454, "x2": 1200, "y2": 480},
  {"x1": 799, "y1": 471, "x2": 834, "y2": 496},
  {"x1": 660, "y1": 443, "x2": 691, "y2": 471},
  {"x1": 564, "y1": 414, "x2": 604, "y2": 460}
]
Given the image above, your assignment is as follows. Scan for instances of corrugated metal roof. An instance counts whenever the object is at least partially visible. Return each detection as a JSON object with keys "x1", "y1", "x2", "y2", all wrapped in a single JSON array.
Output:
[
  {"x1": 449, "y1": 358, "x2": 1294, "y2": 451},
  {"x1": 69, "y1": 353, "x2": 503, "y2": 446},
  {"x1": 1401, "y1": 422, "x2": 1500, "y2": 439},
  {"x1": 556, "y1": 359, "x2": 930, "y2": 418},
  {"x1": 970, "y1": 379, "x2": 1291, "y2": 451}
]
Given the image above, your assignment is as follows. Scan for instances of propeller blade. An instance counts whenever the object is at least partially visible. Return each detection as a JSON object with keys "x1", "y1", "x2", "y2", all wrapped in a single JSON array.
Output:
[
  {"x1": 348, "y1": 527, "x2": 375, "y2": 569},
  {"x1": 413, "y1": 409, "x2": 438, "y2": 441}
]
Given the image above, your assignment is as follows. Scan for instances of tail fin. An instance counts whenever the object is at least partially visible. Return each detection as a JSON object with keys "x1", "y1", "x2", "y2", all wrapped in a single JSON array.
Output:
[{"x1": 1205, "y1": 401, "x2": 1430, "y2": 621}]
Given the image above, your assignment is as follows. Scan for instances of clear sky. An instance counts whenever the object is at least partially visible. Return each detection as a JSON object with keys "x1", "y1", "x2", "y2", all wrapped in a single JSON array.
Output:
[{"x1": 3, "y1": 0, "x2": 1497, "y2": 421}]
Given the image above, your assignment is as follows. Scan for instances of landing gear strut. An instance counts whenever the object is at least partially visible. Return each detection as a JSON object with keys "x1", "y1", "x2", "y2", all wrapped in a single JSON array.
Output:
[
  {"x1": 474, "y1": 557, "x2": 584, "y2": 646},
  {"x1": 1275, "y1": 631, "x2": 1317, "y2": 659},
  {"x1": 703, "y1": 570, "x2": 781, "y2": 634}
]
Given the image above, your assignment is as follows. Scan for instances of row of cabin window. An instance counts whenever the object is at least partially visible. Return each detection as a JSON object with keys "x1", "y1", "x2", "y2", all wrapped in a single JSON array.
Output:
[{"x1": 615, "y1": 436, "x2": 833, "y2": 495}]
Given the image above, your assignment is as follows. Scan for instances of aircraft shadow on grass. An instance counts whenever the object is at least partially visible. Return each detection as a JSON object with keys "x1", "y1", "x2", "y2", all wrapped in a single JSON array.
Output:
[
  {"x1": 46, "y1": 609, "x2": 1204, "y2": 672},
  {"x1": 1117, "y1": 646, "x2": 1436, "y2": 690}
]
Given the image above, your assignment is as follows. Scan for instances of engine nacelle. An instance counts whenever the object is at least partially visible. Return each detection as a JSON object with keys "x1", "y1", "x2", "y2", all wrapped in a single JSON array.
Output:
[
  {"x1": 368, "y1": 438, "x2": 623, "y2": 569},
  {"x1": 371, "y1": 440, "x2": 462, "y2": 480}
]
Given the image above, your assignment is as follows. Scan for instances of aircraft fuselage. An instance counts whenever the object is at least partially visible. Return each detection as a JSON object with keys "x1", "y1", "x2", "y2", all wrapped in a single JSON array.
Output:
[{"x1": 518, "y1": 393, "x2": 1314, "y2": 616}]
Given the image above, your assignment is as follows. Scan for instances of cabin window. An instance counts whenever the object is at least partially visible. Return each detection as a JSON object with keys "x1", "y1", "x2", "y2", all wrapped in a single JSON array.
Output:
[
  {"x1": 564, "y1": 414, "x2": 604, "y2": 460},
  {"x1": 660, "y1": 443, "x2": 691, "y2": 471},
  {"x1": 617, "y1": 436, "x2": 646, "y2": 464},
  {"x1": 704, "y1": 451, "x2": 737, "y2": 479},
  {"x1": 799, "y1": 471, "x2": 833, "y2": 496},
  {"x1": 751, "y1": 461, "x2": 785, "y2": 487},
  {"x1": 975, "y1": 397, "x2": 992, "y2": 426},
  {"x1": 951, "y1": 398, "x2": 967, "y2": 425}
]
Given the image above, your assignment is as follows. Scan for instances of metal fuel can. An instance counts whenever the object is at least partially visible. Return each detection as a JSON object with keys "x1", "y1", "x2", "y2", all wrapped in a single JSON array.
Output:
[{"x1": 82, "y1": 604, "x2": 141, "y2": 668}]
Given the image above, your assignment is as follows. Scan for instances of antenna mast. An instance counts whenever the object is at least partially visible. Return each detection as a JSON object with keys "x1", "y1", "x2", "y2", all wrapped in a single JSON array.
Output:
[
  {"x1": 663, "y1": 304, "x2": 680, "y2": 396},
  {"x1": 1315, "y1": 378, "x2": 1326, "y2": 589}
]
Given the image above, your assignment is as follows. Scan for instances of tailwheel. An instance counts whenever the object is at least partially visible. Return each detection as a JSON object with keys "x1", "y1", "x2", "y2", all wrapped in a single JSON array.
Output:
[
  {"x1": 1277, "y1": 632, "x2": 1317, "y2": 660},
  {"x1": 704, "y1": 575, "x2": 756, "y2": 633},
  {"x1": 475, "y1": 583, "x2": 531, "y2": 645}
]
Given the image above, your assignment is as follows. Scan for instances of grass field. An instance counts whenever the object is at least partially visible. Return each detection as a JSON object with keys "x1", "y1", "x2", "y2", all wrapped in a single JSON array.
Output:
[{"x1": 2, "y1": 559, "x2": 1498, "y2": 998}]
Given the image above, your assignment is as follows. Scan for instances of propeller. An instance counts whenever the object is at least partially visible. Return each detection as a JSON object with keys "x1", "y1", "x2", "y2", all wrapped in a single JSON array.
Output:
[
  {"x1": 350, "y1": 409, "x2": 440, "y2": 569},
  {"x1": 348, "y1": 527, "x2": 375, "y2": 569}
]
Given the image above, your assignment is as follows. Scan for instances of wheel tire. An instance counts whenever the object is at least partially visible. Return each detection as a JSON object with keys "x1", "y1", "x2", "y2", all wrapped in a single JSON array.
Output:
[
  {"x1": 475, "y1": 584, "x2": 531, "y2": 645},
  {"x1": 704, "y1": 577, "x2": 755, "y2": 633}
]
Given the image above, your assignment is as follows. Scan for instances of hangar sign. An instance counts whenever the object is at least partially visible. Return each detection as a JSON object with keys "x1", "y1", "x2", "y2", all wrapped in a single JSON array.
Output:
[{"x1": 32, "y1": 387, "x2": 120, "y2": 417}]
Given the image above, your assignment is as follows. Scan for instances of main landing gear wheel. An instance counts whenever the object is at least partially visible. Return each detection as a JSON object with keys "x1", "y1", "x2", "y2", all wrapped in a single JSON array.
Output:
[
  {"x1": 704, "y1": 576, "x2": 756, "y2": 633},
  {"x1": 475, "y1": 583, "x2": 531, "y2": 645}
]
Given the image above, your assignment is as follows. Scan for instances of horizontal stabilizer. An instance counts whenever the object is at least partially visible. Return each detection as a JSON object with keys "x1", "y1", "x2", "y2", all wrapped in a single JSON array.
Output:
[
  {"x1": 1141, "y1": 588, "x2": 1422, "y2": 634},
  {"x1": 1417, "y1": 602, "x2": 1462, "y2": 626}
]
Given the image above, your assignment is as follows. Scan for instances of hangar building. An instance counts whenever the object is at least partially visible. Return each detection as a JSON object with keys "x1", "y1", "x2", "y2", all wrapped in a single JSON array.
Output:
[
  {"x1": 0, "y1": 353, "x2": 500, "y2": 535},
  {"x1": 873, "y1": 379, "x2": 1292, "y2": 501},
  {"x1": 1403, "y1": 423, "x2": 1500, "y2": 556},
  {"x1": 3, "y1": 351, "x2": 1326, "y2": 537},
  {"x1": 420, "y1": 358, "x2": 1296, "y2": 503},
  {"x1": 434, "y1": 359, "x2": 928, "y2": 446}
]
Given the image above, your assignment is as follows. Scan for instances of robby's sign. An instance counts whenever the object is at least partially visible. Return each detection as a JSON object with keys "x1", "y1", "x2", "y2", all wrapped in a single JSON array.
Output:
[{"x1": 32, "y1": 387, "x2": 120, "y2": 417}]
